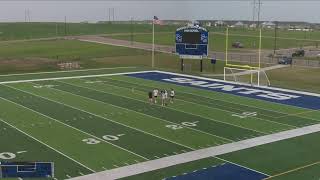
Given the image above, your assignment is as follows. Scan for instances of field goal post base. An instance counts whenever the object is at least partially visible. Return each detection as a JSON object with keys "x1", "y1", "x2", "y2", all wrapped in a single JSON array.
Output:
[{"x1": 224, "y1": 65, "x2": 271, "y2": 87}]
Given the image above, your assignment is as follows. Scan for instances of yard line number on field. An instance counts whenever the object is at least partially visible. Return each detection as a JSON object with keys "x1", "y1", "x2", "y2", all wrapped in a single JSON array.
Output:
[
  {"x1": 232, "y1": 112, "x2": 258, "y2": 119},
  {"x1": 82, "y1": 134, "x2": 125, "y2": 145},
  {"x1": 0, "y1": 151, "x2": 27, "y2": 160},
  {"x1": 166, "y1": 121, "x2": 199, "y2": 130}
]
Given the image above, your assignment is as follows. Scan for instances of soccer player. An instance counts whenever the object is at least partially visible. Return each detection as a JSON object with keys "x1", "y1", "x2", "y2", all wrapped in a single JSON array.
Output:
[
  {"x1": 161, "y1": 90, "x2": 166, "y2": 106},
  {"x1": 164, "y1": 89, "x2": 168, "y2": 106},
  {"x1": 148, "y1": 91, "x2": 153, "y2": 104},
  {"x1": 170, "y1": 89, "x2": 175, "y2": 103},
  {"x1": 153, "y1": 89, "x2": 159, "y2": 104}
]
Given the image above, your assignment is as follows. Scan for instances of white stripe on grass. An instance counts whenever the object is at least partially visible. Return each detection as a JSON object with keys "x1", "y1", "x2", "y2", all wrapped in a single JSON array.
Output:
[
  {"x1": 0, "y1": 66, "x2": 137, "y2": 77},
  {"x1": 58, "y1": 80, "x2": 234, "y2": 143},
  {"x1": 21, "y1": 82, "x2": 194, "y2": 154},
  {"x1": 1, "y1": 86, "x2": 149, "y2": 161},
  {"x1": 31, "y1": 81, "x2": 208, "y2": 150},
  {"x1": 156, "y1": 70, "x2": 320, "y2": 98},
  {"x1": 0, "y1": 70, "x2": 155, "y2": 85},
  {"x1": 107, "y1": 75, "x2": 314, "y2": 120},
  {"x1": 95, "y1": 78, "x2": 289, "y2": 133},
  {"x1": 5, "y1": 84, "x2": 274, "y2": 180},
  {"x1": 75, "y1": 121, "x2": 320, "y2": 179},
  {"x1": 78, "y1": 81, "x2": 264, "y2": 136},
  {"x1": 103, "y1": 76, "x2": 298, "y2": 129},
  {"x1": 0, "y1": 118, "x2": 95, "y2": 173}
]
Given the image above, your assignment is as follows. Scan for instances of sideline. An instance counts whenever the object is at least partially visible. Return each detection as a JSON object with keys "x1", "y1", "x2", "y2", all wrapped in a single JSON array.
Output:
[{"x1": 69, "y1": 123, "x2": 320, "y2": 180}]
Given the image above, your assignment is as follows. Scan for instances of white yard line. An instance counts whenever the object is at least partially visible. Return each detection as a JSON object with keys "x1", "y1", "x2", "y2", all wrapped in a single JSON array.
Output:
[
  {"x1": 0, "y1": 70, "x2": 154, "y2": 85},
  {"x1": 156, "y1": 70, "x2": 320, "y2": 98},
  {"x1": 70, "y1": 122, "x2": 320, "y2": 180},
  {"x1": 203, "y1": 64, "x2": 289, "y2": 77},
  {"x1": 98, "y1": 77, "x2": 297, "y2": 130},
  {"x1": 0, "y1": 118, "x2": 96, "y2": 173},
  {"x1": 0, "y1": 67, "x2": 137, "y2": 77},
  {"x1": 59, "y1": 80, "x2": 233, "y2": 143},
  {"x1": 1, "y1": 69, "x2": 319, "y2": 98},
  {"x1": 105, "y1": 75, "x2": 319, "y2": 121},
  {"x1": 28, "y1": 81, "x2": 193, "y2": 151},
  {"x1": 78, "y1": 39, "x2": 172, "y2": 55},
  {"x1": 4, "y1": 85, "x2": 149, "y2": 161},
  {"x1": 71, "y1": 79, "x2": 266, "y2": 135}
]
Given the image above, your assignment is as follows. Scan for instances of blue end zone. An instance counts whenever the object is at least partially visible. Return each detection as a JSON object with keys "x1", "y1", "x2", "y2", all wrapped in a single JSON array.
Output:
[
  {"x1": 127, "y1": 72, "x2": 320, "y2": 110},
  {"x1": 165, "y1": 163, "x2": 268, "y2": 180}
]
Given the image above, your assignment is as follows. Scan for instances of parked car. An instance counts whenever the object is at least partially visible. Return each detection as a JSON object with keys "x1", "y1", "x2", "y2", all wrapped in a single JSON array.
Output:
[
  {"x1": 292, "y1": 49, "x2": 305, "y2": 57},
  {"x1": 232, "y1": 42, "x2": 244, "y2": 48},
  {"x1": 278, "y1": 56, "x2": 293, "y2": 65}
]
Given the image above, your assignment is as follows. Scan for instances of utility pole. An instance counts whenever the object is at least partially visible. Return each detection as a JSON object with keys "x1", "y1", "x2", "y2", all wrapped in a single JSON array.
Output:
[
  {"x1": 64, "y1": 16, "x2": 67, "y2": 36},
  {"x1": 108, "y1": 8, "x2": 110, "y2": 23},
  {"x1": 56, "y1": 23, "x2": 58, "y2": 36},
  {"x1": 28, "y1": 10, "x2": 31, "y2": 22},
  {"x1": 25, "y1": 9, "x2": 31, "y2": 22},
  {"x1": 252, "y1": 0, "x2": 256, "y2": 23},
  {"x1": 130, "y1": 17, "x2": 134, "y2": 45},
  {"x1": 257, "y1": 0, "x2": 261, "y2": 28},
  {"x1": 112, "y1": 8, "x2": 115, "y2": 22},
  {"x1": 274, "y1": 21, "x2": 278, "y2": 54}
]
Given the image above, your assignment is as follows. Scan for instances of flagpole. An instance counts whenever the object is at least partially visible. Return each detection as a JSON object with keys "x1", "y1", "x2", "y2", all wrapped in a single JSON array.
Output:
[{"x1": 152, "y1": 17, "x2": 155, "y2": 68}]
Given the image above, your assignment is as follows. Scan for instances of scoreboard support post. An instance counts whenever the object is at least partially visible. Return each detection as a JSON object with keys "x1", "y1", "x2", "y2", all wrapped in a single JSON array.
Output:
[
  {"x1": 200, "y1": 59, "x2": 203, "y2": 72},
  {"x1": 181, "y1": 59, "x2": 184, "y2": 71}
]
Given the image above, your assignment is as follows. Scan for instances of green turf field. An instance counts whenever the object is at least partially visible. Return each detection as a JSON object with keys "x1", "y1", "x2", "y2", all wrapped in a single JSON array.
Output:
[{"x1": 0, "y1": 68, "x2": 319, "y2": 179}]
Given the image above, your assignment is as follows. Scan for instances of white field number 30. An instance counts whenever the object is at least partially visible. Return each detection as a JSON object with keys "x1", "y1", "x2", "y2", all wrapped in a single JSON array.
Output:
[
  {"x1": 82, "y1": 134, "x2": 124, "y2": 145},
  {"x1": 166, "y1": 121, "x2": 198, "y2": 130}
]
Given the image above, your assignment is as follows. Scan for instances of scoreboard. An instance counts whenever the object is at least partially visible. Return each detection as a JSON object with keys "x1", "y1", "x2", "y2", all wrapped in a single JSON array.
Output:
[
  {"x1": 175, "y1": 26, "x2": 209, "y2": 59},
  {"x1": 182, "y1": 31, "x2": 201, "y2": 44}
]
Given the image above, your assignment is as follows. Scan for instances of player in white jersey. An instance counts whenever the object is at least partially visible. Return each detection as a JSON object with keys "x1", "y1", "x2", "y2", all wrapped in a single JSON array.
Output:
[
  {"x1": 170, "y1": 89, "x2": 175, "y2": 103},
  {"x1": 161, "y1": 90, "x2": 166, "y2": 106},
  {"x1": 153, "y1": 89, "x2": 159, "y2": 104},
  {"x1": 164, "y1": 90, "x2": 168, "y2": 99},
  {"x1": 164, "y1": 90, "x2": 168, "y2": 106}
]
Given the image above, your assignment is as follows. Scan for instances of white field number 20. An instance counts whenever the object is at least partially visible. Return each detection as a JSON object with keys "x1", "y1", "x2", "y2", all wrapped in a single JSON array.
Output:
[
  {"x1": 82, "y1": 134, "x2": 124, "y2": 145},
  {"x1": 166, "y1": 121, "x2": 198, "y2": 130}
]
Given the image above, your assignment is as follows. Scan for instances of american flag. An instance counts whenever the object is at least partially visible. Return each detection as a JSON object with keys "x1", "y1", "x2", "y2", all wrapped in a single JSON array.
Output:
[{"x1": 153, "y1": 16, "x2": 163, "y2": 25}]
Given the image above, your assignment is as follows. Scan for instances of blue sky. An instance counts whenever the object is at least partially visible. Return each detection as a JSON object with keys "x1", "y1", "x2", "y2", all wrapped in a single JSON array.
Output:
[{"x1": 0, "y1": 1, "x2": 318, "y2": 23}]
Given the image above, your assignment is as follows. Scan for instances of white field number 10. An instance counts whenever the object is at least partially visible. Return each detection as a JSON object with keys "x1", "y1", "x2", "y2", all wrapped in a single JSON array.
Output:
[
  {"x1": 0, "y1": 152, "x2": 16, "y2": 160},
  {"x1": 166, "y1": 121, "x2": 198, "y2": 130}
]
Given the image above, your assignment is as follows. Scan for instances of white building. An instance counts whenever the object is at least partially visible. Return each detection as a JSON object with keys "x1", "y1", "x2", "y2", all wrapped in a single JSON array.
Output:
[
  {"x1": 233, "y1": 21, "x2": 246, "y2": 28},
  {"x1": 214, "y1": 20, "x2": 226, "y2": 27},
  {"x1": 262, "y1": 22, "x2": 276, "y2": 29}
]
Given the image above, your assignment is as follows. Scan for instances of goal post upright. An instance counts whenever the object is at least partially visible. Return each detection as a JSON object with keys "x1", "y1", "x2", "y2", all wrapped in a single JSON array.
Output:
[
  {"x1": 224, "y1": 28, "x2": 266, "y2": 86},
  {"x1": 258, "y1": 28, "x2": 262, "y2": 69},
  {"x1": 225, "y1": 28, "x2": 229, "y2": 66}
]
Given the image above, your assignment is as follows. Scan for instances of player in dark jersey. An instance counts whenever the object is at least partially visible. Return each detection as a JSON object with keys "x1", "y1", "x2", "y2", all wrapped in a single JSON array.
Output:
[
  {"x1": 170, "y1": 89, "x2": 175, "y2": 103},
  {"x1": 148, "y1": 91, "x2": 153, "y2": 104}
]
